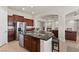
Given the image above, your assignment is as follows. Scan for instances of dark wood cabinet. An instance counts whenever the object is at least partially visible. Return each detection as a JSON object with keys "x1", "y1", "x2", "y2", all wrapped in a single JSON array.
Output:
[
  {"x1": 31, "y1": 37, "x2": 40, "y2": 52},
  {"x1": 27, "y1": 19, "x2": 34, "y2": 26},
  {"x1": 52, "y1": 30, "x2": 77, "y2": 41},
  {"x1": 12, "y1": 15, "x2": 34, "y2": 26},
  {"x1": 24, "y1": 35, "x2": 40, "y2": 52},
  {"x1": 24, "y1": 18, "x2": 28, "y2": 25},
  {"x1": 31, "y1": 39, "x2": 37, "y2": 52},
  {"x1": 8, "y1": 15, "x2": 14, "y2": 26},
  {"x1": 8, "y1": 15, "x2": 15, "y2": 42},
  {"x1": 65, "y1": 31, "x2": 77, "y2": 41},
  {"x1": 13, "y1": 15, "x2": 24, "y2": 22},
  {"x1": 24, "y1": 36, "x2": 31, "y2": 51},
  {"x1": 24, "y1": 18, "x2": 34, "y2": 26},
  {"x1": 8, "y1": 31, "x2": 15, "y2": 42},
  {"x1": 8, "y1": 15, "x2": 34, "y2": 42},
  {"x1": 26, "y1": 28, "x2": 35, "y2": 31}
]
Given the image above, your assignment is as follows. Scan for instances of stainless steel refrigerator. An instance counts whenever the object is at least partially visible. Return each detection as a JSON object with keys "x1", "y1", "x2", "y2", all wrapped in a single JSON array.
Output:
[{"x1": 15, "y1": 22, "x2": 26, "y2": 47}]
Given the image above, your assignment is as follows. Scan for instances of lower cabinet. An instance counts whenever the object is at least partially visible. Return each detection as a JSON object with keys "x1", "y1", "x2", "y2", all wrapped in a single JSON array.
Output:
[
  {"x1": 31, "y1": 38, "x2": 40, "y2": 52},
  {"x1": 24, "y1": 36, "x2": 31, "y2": 51},
  {"x1": 65, "y1": 31, "x2": 77, "y2": 41},
  {"x1": 8, "y1": 31, "x2": 15, "y2": 42},
  {"x1": 24, "y1": 35, "x2": 40, "y2": 52}
]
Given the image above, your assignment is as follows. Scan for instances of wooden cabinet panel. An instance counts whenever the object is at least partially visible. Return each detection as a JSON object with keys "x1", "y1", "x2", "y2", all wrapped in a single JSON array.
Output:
[
  {"x1": 26, "y1": 28, "x2": 35, "y2": 31},
  {"x1": 52, "y1": 30, "x2": 77, "y2": 41},
  {"x1": 13, "y1": 15, "x2": 24, "y2": 22},
  {"x1": 8, "y1": 15, "x2": 15, "y2": 42},
  {"x1": 24, "y1": 36, "x2": 31, "y2": 51},
  {"x1": 24, "y1": 36, "x2": 40, "y2": 52},
  {"x1": 36, "y1": 39, "x2": 40, "y2": 52},
  {"x1": 24, "y1": 18, "x2": 34, "y2": 26},
  {"x1": 31, "y1": 38, "x2": 38, "y2": 52},
  {"x1": 8, "y1": 31, "x2": 15, "y2": 42},
  {"x1": 65, "y1": 31, "x2": 77, "y2": 41},
  {"x1": 28, "y1": 19, "x2": 34, "y2": 26},
  {"x1": 8, "y1": 15, "x2": 14, "y2": 26},
  {"x1": 24, "y1": 18, "x2": 28, "y2": 25},
  {"x1": 31, "y1": 37, "x2": 40, "y2": 52}
]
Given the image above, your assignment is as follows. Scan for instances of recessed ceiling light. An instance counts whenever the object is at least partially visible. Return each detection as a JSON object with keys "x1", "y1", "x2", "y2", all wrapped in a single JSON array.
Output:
[
  {"x1": 32, "y1": 11, "x2": 34, "y2": 14},
  {"x1": 22, "y1": 8, "x2": 25, "y2": 10}
]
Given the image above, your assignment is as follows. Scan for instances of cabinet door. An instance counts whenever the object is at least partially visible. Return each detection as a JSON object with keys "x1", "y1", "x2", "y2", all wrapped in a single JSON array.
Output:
[
  {"x1": 24, "y1": 18, "x2": 34, "y2": 26},
  {"x1": 24, "y1": 36, "x2": 31, "y2": 51},
  {"x1": 31, "y1": 38, "x2": 37, "y2": 52},
  {"x1": 36, "y1": 39, "x2": 40, "y2": 52},
  {"x1": 28, "y1": 19, "x2": 34, "y2": 26},
  {"x1": 24, "y1": 36, "x2": 40, "y2": 52},
  {"x1": 8, "y1": 15, "x2": 14, "y2": 26},
  {"x1": 8, "y1": 31, "x2": 14, "y2": 42},
  {"x1": 30, "y1": 20, "x2": 34, "y2": 26},
  {"x1": 13, "y1": 15, "x2": 24, "y2": 22},
  {"x1": 24, "y1": 18, "x2": 28, "y2": 25},
  {"x1": 31, "y1": 37, "x2": 40, "y2": 52}
]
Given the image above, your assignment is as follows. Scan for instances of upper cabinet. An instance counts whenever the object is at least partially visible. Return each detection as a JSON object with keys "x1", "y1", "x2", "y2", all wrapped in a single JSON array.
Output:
[
  {"x1": 8, "y1": 15, "x2": 14, "y2": 26},
  {"x1": 24, "y1": 18, "x2": 34, "y2": 26},
  {"x1": 28, "y1": 19, "x2": 34, "y2": 26},
  {"x1": 13, "y1": 15, "x2": 24, "y2": 22},
  {"x1": 9, "y1": 15, "x2": 34, "y2": 26}
]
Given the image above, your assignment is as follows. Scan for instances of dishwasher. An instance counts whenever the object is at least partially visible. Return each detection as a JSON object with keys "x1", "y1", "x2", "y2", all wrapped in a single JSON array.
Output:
[{"x1": 19, "y1": 34, "x2": 24, "y2": 47}]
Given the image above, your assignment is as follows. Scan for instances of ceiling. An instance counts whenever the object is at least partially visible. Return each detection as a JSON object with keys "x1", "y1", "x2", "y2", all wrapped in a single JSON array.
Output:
[
  {"x1": 8, "y1": 6, "x2": 57, "y2": 15},
  {"x1": 8, "y1": 6, "x2": 79, "y2": 21},
  {"x1": 67, "y1": 10, "x2": 79, "y2": 17},
  {"x1": 8, "y1": 6, "x2": 79, "y2": 16}
]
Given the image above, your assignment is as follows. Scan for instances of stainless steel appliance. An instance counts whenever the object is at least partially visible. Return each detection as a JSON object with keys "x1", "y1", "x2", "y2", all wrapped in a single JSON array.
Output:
[{"x1": 15, "y1": 22, "x2": 26, "y2": 47}]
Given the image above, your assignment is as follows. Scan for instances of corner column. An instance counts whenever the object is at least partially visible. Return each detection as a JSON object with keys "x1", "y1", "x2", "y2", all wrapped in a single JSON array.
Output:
[{"x1": 58, "y1": 14, "x2": 65, "y2": 42}]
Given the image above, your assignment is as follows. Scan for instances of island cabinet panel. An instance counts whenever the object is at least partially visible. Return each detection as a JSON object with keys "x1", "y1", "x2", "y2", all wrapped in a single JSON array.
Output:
[
  {"x1": 24, "y1": 35, "x2": 40, "y2": 52},
  {"x1": 24, "y1": 36, "x2": 31, "y2": 51},
  {"x1": 31, "y1": 39, "x2": 37, "y2": 52},
  {"x1": 31, "y1": 37, "x2": 40, "y2": 52}
]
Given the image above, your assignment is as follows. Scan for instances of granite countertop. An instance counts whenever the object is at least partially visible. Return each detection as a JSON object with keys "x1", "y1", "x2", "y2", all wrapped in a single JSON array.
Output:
[{"x1": 23, "y1": 31, "x2": 54, "y2": 41}]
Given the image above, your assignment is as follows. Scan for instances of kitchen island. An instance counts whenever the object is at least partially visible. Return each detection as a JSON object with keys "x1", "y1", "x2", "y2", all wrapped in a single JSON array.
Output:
[{"x1": 23, "y1": 31, "x2": 53, "y2": 52}]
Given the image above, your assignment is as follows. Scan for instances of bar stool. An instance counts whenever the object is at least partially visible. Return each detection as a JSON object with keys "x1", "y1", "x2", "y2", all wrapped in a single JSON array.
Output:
[{"x1": 52, "y1": 36, "x2": 59, "y2": 52}]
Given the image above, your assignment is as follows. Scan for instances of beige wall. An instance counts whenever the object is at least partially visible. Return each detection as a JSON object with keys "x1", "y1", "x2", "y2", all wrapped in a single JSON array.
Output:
[{"x1": 0, "y1": 7, "x2": 8, "y2": 46}]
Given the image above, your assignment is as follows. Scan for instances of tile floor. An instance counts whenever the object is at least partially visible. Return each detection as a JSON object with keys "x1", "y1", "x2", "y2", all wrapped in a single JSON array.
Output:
[
  {"x1": 0, "y1": 41, "x2": 28, "y2": 52},
  {"x1": 0, "y1": 39, "x2": 79, "y2": 52},
  {"x1": 60, "y1": 40, "x2": 79, "y2": 52},
  {"x1": 60, "y1": 36, "x2": 79, "y2": 52}
]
